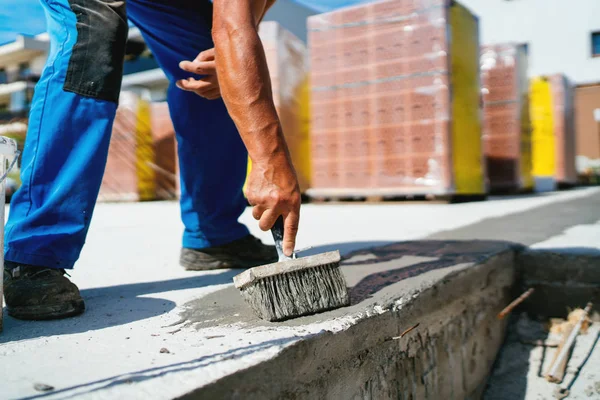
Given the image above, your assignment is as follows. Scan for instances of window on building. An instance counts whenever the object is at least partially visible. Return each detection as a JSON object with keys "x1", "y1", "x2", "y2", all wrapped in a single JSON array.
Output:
[
  {"x1": 18, "y1": 62, "x2": 32, "y2": 80},
  {"x1": 0, "y1": 68, "x2": 7, "y2": 84},
  {"x1": 592, "y1": 32, "x2": 600, "y2": 57}
]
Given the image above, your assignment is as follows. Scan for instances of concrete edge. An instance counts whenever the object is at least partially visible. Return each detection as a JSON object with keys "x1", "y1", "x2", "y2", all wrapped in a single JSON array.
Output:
[
  {"x1": 177, "y1": 249, "x2": 517, "y2": 399},
  {"x1": 516, "y1": 248, "x2": 600, "y2": 318}
]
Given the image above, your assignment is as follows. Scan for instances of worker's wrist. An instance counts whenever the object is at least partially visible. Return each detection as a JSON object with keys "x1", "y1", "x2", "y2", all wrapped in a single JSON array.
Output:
[
  {"x1": 250, "y1": 143, "x2": 290, "y2": 168},
  {"x1": 244, "y1": 122, "x2": 289, "y2": 165}
]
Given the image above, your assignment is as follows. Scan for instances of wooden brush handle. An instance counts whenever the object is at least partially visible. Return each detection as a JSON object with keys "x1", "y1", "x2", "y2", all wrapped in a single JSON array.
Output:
[{"x1": 271, "y1": 216, "x2": 291, "y2": 261}]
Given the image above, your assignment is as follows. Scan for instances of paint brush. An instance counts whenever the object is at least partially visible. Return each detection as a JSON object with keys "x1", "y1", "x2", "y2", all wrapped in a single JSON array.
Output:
[{"x1": 233, "y1": 216, "x2": 350, "y2": 321}]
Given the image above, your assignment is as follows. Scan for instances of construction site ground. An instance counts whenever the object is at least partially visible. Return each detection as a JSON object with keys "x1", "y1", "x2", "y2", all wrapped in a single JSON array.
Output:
[{"x1": 1, "y1": 187, "x2": 600, "y2": 399}]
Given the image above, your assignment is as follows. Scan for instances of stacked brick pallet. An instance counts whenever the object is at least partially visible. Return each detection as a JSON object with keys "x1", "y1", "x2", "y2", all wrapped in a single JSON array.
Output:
[
  {"x1": 99, "y1": 92, "x2": 177, "y2": 202},
  {"x1": 150, "y1": 102, "x2": 178, "y2": 199},
  {"x1": 548, "y1": 75, "x2": 577, "y2": 186},
  {"x1": 530, "y1": 74, "x2": 577, "y2": 191},
  {"x1": 99, "y1": 92, "x2": 155, "y2": 202},
  {"x1": 307, "y1": 0, "x2": 486, "y2": 199},
  {"x1": 247, "y1": 21, "x2": 311, "y2": 192},
  {"x1": 480, "y1": 43, "x2": 533, "y2": 192}
]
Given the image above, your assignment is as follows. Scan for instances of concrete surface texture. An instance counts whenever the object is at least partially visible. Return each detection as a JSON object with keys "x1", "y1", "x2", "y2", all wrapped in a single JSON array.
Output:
[
  {"x1": 0, "y1": 187, "x2": 599, "y2": 399},
  {"x1": 185, "y1": 240, "x2": 517, "y2": 399}
]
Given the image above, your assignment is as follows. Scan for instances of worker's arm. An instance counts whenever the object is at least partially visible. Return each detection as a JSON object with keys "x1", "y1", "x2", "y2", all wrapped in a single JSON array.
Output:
[
  {"x1": 179, "y1": 0, "x2": 300, "y2": 256},
  {"x1": 176, "y1": 0, "x2": 275, "y2": 99}
]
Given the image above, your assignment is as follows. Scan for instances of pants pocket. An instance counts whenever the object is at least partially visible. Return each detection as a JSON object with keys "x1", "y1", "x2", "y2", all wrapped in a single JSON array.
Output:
[{"x1": 63, "y1": 0, "x2": 128, "y2": 103}]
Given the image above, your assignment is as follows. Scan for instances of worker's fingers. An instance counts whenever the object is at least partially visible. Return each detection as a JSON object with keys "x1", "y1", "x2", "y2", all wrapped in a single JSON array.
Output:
[
  {"x1": 258, "y1": 208, "x2": 278, "y2": 232},
  {"x1": 201, "y1": 88, "x2": 221, "y2": 100},
  {"x1": 178, "y1": 60, "x2": 216, "y2": 75},
  {"x1": 252, "y1": 204, "x2": 266, "y2": 221},
  {"x1": 195, "y1": 48, "x2": 215, "y2": 62},
  {"x1": 282, "y1": 211, "x2": 299, "y2": 257},
  {"x1": 176, "y1": 78, "x2": 213, "y2": 92}
]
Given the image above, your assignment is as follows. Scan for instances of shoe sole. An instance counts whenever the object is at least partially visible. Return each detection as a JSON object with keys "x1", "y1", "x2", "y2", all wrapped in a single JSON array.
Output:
[
  {"x1": 180, "y1": 253, "x2": 277, "y2": 271},
  {"x1": 7, "y1": 299, "x2": 85, "y2": 321}
]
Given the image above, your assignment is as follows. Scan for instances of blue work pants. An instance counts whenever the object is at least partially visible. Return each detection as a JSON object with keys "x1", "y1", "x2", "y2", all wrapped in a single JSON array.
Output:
[{"x1": 5, "y1": 0, "x2": 249, "y2": 269}]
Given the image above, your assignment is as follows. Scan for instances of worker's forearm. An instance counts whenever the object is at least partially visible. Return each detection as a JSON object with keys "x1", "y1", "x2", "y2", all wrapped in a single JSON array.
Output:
[{"x1": 212, "y1": 4, "x2": 287, "y2": 165}]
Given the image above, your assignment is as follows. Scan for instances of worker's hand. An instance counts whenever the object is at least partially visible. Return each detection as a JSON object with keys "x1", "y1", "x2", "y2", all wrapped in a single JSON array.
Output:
[
  {"x1": 246, "y1": 153, "x2": 301, "y2": 257},
  {"x1": 177, "y1": 48, "x2": 221, "y2": 100}
]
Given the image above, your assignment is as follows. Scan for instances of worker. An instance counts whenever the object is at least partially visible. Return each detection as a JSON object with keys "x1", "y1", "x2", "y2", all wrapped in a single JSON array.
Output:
[{"x1": 3, "y1": 0, "x2": 301, "y2": 321}]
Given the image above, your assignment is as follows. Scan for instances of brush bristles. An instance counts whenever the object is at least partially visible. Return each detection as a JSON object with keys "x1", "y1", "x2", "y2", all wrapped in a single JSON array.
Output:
[{"x1": 238, "y1": 261, "x2": 349, "y2": 321}]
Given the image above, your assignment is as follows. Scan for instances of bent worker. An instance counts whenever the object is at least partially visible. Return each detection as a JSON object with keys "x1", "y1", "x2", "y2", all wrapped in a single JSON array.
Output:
[{"x1": 3, "y1": 0, "x2": 301, "y2": 320}]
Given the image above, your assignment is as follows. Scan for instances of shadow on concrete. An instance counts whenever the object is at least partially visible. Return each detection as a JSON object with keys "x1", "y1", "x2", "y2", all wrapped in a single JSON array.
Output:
[
  {"x1": 487, "y1": 187, "x2": 580, "y2": 202},
  {"x1": 0, "y1": 270, "x2": 238, "y2": 343},
  {"x1": 17, "y1": 335, "x2": 297, "y2": 400},
  {"x1": 482, "y1": 314, "x2": 543, "y2": 400},
  {"x1": 564, "y1": 330, "x2": 600, "y2": 394},
  {"x1": 518, "y1": 247, "x2": 600, "y2": 318}
]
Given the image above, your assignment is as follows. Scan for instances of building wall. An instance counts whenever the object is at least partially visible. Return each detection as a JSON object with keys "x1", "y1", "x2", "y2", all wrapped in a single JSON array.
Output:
[
  {"x1": 28, "y1": 54, "x2": 46, "y2": 75},
  {"x1": 459, "y1": 0, "x2": 600, "y2": 84},
  {"x1": 0, "y1": 53, "x2": 48, "y2": 111},
  {"x1": 575, "y1": 84, "x2": 600, "y2": 161}
]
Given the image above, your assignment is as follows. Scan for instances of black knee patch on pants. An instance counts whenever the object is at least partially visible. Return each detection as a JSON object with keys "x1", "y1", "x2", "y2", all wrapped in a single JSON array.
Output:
[{"x1": 64, "y1": 0, "x2": 128, "y2": 103}]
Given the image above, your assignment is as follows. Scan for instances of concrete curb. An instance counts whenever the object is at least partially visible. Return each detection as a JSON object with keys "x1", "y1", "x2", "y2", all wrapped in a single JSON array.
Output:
[
  {"x1": 177, "y1": 244, "x2": 600, "y2": 399},
  {"x1": 179, "y1": 244, "x2": 517, "y2": 399},
  {"x1": 517, "y1": 249, "x2": 600, "y2": 318}
]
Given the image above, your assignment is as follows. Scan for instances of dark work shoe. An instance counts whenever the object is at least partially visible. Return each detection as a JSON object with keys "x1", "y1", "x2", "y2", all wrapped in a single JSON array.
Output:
[
  {"x1": 3, "y1": 264, "x2": 85, "y2": 320},
  {"x1": 180, "y1": 234, "x2": 278, "y2": 271}
]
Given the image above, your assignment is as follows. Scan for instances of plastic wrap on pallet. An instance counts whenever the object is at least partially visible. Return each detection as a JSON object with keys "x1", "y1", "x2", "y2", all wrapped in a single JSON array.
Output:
[
  {"x1": 99, "y1": 92, "x2": 156, "y2": 202},
  {"x1": 100, "y1": 93, "x2": 178, "y2": 202},
  {"x1": 549, "y1": 74, "x2": 577, "y2": 184},
  {"x1": 530, "y1": 74, "x2": 577, "y2": 191},
  {"x1": 307, "y1": 0, "x2": 485, "y2": 198},
  {"x1": 150, "y1": 102, "x2": 178, "y2": 199},
  {"x1": 245, "y1": 21, "x2": 311, "y2": 192},
  {"x1": 480, "y1": 43, "x2": 533, "y2": 192}
]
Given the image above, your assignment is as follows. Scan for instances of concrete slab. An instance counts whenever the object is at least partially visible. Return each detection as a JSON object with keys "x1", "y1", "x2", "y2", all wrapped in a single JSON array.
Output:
[
  {"x1": 5, "y1": 240, "x2": 519, "y2": 400},
  {"x1": 1, "y1": 188, "x2": 599, "y2": 399}
]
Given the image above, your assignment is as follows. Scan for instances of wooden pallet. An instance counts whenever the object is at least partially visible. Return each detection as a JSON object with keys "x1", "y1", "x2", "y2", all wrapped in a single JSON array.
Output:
[
  {"x1": 575, "y1": 174, "x2": 600, "y2": 186},
  {"x1": 305, "y1": 192, "x2": 488, "y2": 204},
  {"x1": 488, "y1": 186, "x2": 535, "y2": 196}
]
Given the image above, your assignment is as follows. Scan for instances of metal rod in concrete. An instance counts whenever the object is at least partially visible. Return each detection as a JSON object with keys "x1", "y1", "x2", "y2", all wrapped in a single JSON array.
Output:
[
  {"x1": 497, "y1": 288, "x2": 535, "y2": 319},
  {"x1": 546, "y1": 302, "x2": 593, "y2": 383},
  {"x1": 392, "y1": 323, "x2": 420, "y2": 340}
]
